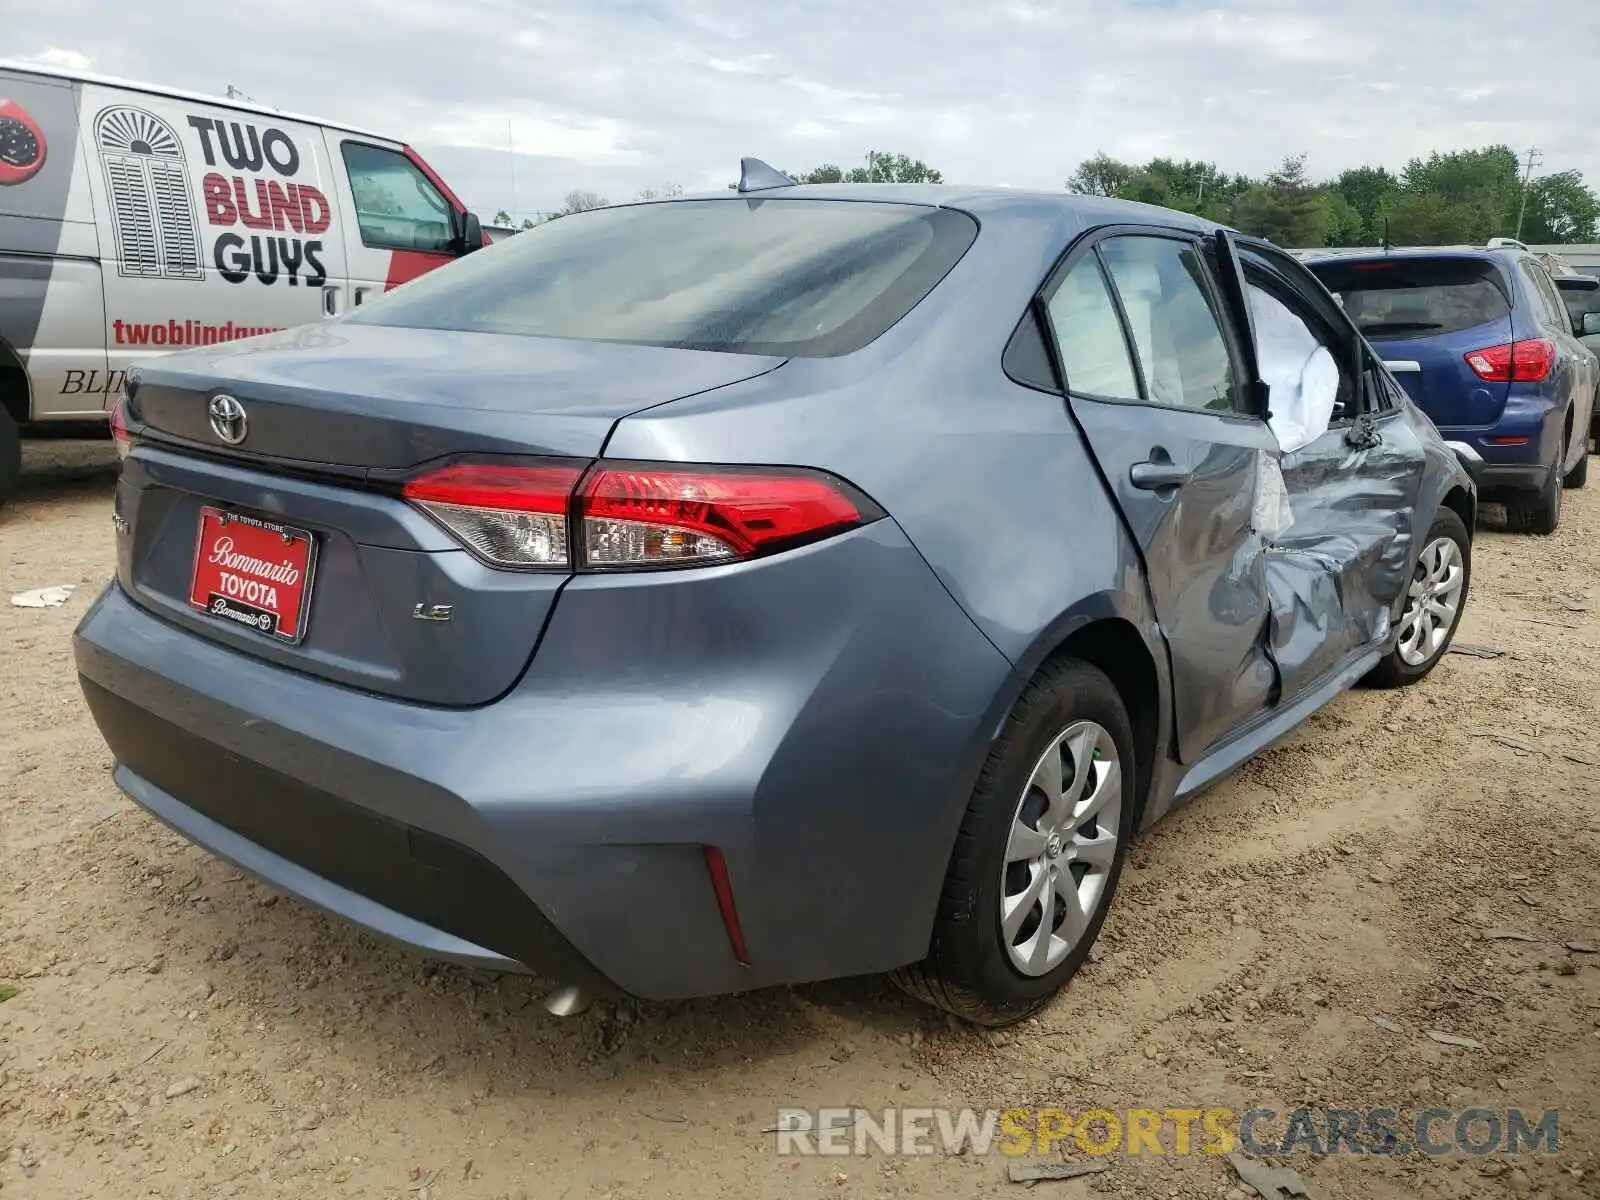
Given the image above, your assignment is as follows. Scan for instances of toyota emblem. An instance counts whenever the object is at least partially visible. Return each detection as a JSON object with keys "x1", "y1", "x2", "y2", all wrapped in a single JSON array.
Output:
[{"x1": 207, "y1": 394, "x2": 248, "y2": 445}]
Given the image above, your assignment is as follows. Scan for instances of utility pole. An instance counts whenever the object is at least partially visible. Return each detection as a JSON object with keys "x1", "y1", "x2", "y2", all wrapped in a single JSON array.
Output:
[
  {"x1": 1515, "y1": 145, "x2": 1543, "y2": 240},
  {"x1": 507, "y1": 118, "x2": 518, "y2": 227}
]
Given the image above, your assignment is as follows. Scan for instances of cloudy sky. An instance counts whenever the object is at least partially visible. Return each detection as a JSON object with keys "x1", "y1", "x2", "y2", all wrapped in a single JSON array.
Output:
[{"x1": 11, "y1": 0, "x2": 1598, "y2": 223}]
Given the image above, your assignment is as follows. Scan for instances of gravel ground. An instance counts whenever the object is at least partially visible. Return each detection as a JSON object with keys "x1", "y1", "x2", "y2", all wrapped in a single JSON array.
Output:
[{"x1": 2, "y1": 439, "x2": 1597, "y2": 1199}]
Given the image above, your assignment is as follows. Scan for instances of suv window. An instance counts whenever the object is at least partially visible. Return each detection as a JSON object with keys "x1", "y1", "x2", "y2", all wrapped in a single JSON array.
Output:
[
  {"x1": 352, "y1": 199, "x2": 978, "y2": 358},
  {"x1": 1518, "y1": 260, "x2": 1569, "y2": 331},
  {"x1": 1044, "y1": 257, "x2": 1141, "y2": 400},
  {"x1": 340, "y1": 142, "x2": 455, "y2": 254},
  {"x1": 1098, "y1": 236, "x2": 1242, "y2": 413},
  {"x1": 1309, "y1": 258, "x2": 1510, "y2": 339}
]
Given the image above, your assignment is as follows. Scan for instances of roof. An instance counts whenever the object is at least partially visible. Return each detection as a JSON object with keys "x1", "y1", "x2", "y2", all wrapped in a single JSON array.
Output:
[
  {"x1": 0, "y1": 58, "x2": 392, "y2": 142},
  {"x1": 1300, "y1": 245, "x2": 1519, "y2": 265}
]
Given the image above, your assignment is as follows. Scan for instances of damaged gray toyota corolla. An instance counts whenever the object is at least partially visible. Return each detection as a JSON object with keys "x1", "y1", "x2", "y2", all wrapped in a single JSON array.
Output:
[{"x1": 74, "y1": 181, "x2": 1475, "y2": 1027}]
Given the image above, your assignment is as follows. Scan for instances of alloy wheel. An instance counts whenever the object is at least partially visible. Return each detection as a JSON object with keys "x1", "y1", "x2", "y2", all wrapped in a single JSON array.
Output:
[
  {"x1": 1000, "y1": 720, "x2": 1121, "y2": 977},
  {"x1": 1396, "y1": 535, "x2": 1466, "y2": 667}
]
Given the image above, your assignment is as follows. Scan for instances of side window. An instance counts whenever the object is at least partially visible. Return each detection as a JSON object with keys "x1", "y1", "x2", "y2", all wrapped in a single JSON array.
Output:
[
  {"x1": 339, "y1": 142, "x2": 454, "y2": 254},
  {"x1": 1044, "y1": 257, "x2": 1141, "y2": 400},
  {"x1": 1099, "y1": 236, "x2": 1243, "y2": 414},
  {"x1": 1518, "y1": 261, "x2": 1566, "y2": 330},
  {"x1": 1245, "y1": 279, "x2": 1356, "y2": 425}
]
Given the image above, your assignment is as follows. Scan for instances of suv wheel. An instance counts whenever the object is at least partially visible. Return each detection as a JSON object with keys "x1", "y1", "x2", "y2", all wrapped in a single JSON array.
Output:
[
  {"x1": 0, "y1": 407, "x2": 19, "y2": 509},
  {"x1": 892, "y1": 658, "x2": 1135, "y2": 1027},
  {"x1": 1366, "y1": 508, "x2": 1471, "y2": 688},
  {"x1": 1505, "y1": 461, "x2": 1562, "y2": 535},
  {"x1": 1564, "y1": 447, "x2": 1589, "y2": 490}
]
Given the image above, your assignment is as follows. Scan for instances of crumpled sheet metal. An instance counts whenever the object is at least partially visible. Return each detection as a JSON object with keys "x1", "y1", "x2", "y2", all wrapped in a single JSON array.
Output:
[{"x1": 1259, "y1": 425, "x2": 1423, "y2": 700}]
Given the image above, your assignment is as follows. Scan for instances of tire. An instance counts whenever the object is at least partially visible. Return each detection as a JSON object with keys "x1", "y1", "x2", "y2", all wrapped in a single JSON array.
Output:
[
  {"x1": 0, "y1": 406, "x2": 19, "y2": 510},
  {"x1": 1366, "y1": 508, "x2": 1471, "y2": 689},
  {"x1": 1564, "y1": 446, "x2": 1589, "y2": 490},
  {"x1": 891, "y1": 658, "x2": 1136, "y2": 1027},
  {"x1": 1504, "y1": 460, "x2": 1562, "y2": 535}
]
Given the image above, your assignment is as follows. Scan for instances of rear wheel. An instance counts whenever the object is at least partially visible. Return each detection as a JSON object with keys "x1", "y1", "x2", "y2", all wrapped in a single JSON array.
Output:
[
  {"x1": 1564, "y1": 446, "x2": 1589, "y2": 490},
  {"x1": 0, "y1": 407, "x2": 19, "y2": 509},
  {"x1": 1366, "y1": 508, "x2": 1471, "y2": 688},
  {"x1": 892, "y1": 658, "x2": 1135, "y2": 1027},
  {"x1": 1505, "y1": 459, "x2": 1562, "y2": 535}
]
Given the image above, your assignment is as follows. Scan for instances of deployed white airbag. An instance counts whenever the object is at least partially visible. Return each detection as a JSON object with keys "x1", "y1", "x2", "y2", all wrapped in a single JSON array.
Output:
[{"x1": 1250, "y1": 286, "x2": 1339, "y2": 455}]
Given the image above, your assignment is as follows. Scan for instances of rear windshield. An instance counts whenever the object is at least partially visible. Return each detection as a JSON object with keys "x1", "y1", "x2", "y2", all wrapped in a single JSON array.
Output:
[
  {"x1": 350, "y1": 198, "x2": 978, "y2": 357},
  {"x1": 1307, "y1": 257, "x2": 1510, "y2": 340}
]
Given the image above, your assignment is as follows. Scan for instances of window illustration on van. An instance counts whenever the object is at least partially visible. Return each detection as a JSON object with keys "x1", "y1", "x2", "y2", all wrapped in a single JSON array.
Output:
[{"x1": 95, "y1": 106, "x2": 204, "y2": 281}]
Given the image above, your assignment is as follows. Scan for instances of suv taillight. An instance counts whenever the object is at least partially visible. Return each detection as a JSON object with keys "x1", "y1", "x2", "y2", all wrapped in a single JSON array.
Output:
[
  {"x1": 402, "y1": 459, "x2": 878, "y2": 571},
  {"x1": 1464, "y1": 338, "x2": 1556, "y2": 383}
]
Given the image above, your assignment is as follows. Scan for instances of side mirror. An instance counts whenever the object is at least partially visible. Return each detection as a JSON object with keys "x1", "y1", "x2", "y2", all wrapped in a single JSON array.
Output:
[
  {"x1": 1583, "y1": 312, "x2": 1600, "y2": 337},
  {"x1": 455, "y1": 210, "x2": 484, "y2": 255}
]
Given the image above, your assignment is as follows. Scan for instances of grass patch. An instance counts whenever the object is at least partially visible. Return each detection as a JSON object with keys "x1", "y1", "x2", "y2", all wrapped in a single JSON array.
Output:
[{"x1": 0, "y1": 984, "x2": 19, "y2": 1003}]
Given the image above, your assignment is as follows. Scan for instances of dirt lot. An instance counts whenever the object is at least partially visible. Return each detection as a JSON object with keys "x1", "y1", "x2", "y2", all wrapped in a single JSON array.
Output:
[{"x1": 2, "y1": 440, "x2": 1597, "y2": 1200}]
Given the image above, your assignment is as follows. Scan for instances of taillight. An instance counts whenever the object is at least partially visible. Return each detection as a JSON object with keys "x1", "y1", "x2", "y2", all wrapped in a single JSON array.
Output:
[
  {"x1": 403, "y1": 462, "x2": 585, "y2": 568},
  {"x1": 1464, "y1": 338, "x2": 1555, "y2": 383},
  {"x1": 579, "y1": 464, "x2": 867, "y2": 569},
  {"x1": 109, "y1": 394, "x2": 134, "y2": 460},
  {"x1": 402, "y1": 459, "x2": 877, "y2": 571}
]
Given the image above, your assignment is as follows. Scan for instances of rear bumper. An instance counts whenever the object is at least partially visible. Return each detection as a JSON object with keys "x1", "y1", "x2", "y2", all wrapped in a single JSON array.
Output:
[
  {"x1": 73, "y1": 520, "x2": 1013, "y2": 999},
  {"x1": 1476, "y1": 462, "x2": 1553, "y2": 494},
  {"x1": 82, "y1": 678, "x2": 601, "y2": 982}
]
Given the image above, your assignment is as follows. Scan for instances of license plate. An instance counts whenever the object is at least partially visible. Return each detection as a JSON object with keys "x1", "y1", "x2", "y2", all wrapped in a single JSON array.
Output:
[{"x1": 188, "y1": 506, "x2": 317, "y2": 644}]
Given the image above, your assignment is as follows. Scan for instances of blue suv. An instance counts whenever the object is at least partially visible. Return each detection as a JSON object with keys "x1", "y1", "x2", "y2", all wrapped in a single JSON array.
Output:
[{"x1": 1307, "y1": 247, "x2": 1598, "y2": 533}]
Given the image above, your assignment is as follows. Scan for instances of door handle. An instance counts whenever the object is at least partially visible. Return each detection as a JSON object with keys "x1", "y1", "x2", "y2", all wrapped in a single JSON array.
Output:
[
  {"x1": 1129, "y1": 460, "x2": 1193, "y2": 490},
  {"x1": 354, "y1": 286, "x2": 375, "y2": 307},
  {"x1": 321, "y1": 284, "x2": 340, "y2": 316}
]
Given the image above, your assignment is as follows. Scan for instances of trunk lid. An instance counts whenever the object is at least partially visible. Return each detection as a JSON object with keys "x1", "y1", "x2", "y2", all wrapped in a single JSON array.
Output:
[
  {"x1": 1308, "y1": 255, "x2": 1514, "y2": 430},
  {"x1": 1366, "y1": 316, "x2": 1513, "y2": 429},
  {"x1": 118, "y1": 325, "x2": 783, "y2": 707},
  {"x1": 130, "y1": 323, "x2": 782, "y2": 467}
]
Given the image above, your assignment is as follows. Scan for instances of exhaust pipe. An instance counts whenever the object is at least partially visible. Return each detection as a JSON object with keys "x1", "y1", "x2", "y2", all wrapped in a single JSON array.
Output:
[{"x1": 542, "y1": 984, "x2": 591, "y2": 1017}]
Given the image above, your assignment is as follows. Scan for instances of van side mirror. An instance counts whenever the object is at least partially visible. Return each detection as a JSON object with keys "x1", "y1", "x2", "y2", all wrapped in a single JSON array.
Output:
[
  {"x1": 455, "y1": 210, "x2": 484, "y2": 255},
  {"x1": 1583, "y1": 312, "x2": 1600, "y2": 337}
]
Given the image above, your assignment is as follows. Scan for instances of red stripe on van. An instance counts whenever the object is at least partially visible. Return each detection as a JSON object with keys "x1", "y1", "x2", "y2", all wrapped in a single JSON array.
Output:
[{"x1": 384, "y1": 249, "x2": 452, "y2": 291}]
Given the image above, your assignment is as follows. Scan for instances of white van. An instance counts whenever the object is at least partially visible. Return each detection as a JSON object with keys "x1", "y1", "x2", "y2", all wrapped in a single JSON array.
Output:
[{"x1": 0, "y1": 60, "x2": 486, "y2": 504}]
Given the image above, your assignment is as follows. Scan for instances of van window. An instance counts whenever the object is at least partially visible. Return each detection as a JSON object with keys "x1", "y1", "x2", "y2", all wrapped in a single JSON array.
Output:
[
  {"x1": 349, "y1": 198, "x2": 978, "y2": 358},
  {"x1": 340, "y1": 143, "x2": 454, "y2": 254}
]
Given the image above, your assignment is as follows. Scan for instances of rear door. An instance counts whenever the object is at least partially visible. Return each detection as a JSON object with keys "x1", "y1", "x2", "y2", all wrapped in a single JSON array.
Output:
[
  {"x1": 1308, "y1": 256, "x2": 1513, "y2": 431},
  {"x1": 1518, "y1": 258, "x2": 1595, "y2": 462},
  {"x1": 320, "y1": 133, "x2": 460, "y2": 311},
  {"x1": 1039, "y1": 228, "x2": 1279, "y2": 762}
]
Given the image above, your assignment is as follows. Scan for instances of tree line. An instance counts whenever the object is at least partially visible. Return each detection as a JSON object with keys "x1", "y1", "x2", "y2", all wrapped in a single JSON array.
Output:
[
  {"x1": 1066, "y1": 145, "x2": 1597, "y2": 246},
  {"x1": 493, "y1": 145, "x2": 1597, "y2": 247},
  {"x1": 489, "y1": 152, "x2": 942, "y2": 229}
]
